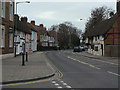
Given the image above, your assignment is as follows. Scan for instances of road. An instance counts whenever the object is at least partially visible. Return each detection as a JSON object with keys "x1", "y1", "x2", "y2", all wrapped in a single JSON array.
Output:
[{"x1": 2, "y1": 50, "x2": 119, "y2": 89}]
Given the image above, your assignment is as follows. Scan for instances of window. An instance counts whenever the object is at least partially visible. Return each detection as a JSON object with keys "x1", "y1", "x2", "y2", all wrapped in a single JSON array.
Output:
[
  {"x1": 95, "y1": 46, "x2": 98, "y2": 51},
  {"x1": 1, "y1": 1, "x2": 5, "y2": 18},
  {"x1": 98, "y1": 36, "x2": 99, "y2": 39},
  {"x1": 0, "y1": 25, "x2": 5, "y2": 48},
  {"x1": 9, "y1": 0, "x2": 13, "y2": 21},
  {"x1": 95, "y1": 37, "x2": 97, "y2": 41},
  {"x1": 9, "y1": 27, "x2": 13, "y2": 47}
]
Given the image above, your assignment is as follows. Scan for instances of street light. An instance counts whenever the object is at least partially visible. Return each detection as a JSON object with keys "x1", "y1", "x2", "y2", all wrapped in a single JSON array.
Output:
[
  {"x1": 16, "y1": 1, "x2": 30, "y2": 14},
  {"x1": 14, "y1": 1, "x2": 30, "y2": 57}
]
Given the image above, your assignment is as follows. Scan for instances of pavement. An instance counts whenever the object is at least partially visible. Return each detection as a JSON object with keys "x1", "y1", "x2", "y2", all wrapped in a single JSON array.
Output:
[{"x1": 2, "y1": 52, "x2": 55, "y2": 84}]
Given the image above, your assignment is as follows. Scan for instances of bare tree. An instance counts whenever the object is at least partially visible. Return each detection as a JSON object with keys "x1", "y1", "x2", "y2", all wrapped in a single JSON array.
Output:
[{"x1": 85, "y1": 6, "x2": 114, "y2": 32}]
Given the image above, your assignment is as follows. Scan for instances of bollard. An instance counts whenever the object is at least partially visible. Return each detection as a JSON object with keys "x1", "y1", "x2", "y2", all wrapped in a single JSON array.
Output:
[
  {"x1": 26, "y1": 52, "x2": 28, "y2": 62},
  {"x1": 22, "y1": 53, "x2": 25, "y2": 66}
]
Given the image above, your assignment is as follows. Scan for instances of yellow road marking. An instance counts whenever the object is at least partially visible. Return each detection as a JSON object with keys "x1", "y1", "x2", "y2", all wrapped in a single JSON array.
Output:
[
  {"x1": 74, "y1": 53, "x2": 118, "y2": 66},
  {"x1": 67, "y1": 56, "x2": 96, "y2": 68}
]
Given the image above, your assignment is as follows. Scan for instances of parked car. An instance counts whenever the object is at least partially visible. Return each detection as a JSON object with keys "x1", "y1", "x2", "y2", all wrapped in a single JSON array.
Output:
[
  {"x1": 84, "y1": 46, "x2": 88, "y2": 50},
  {"x1": 79, "y1": 46, "x2": 85, "y2": 51},
  {"x1": 73, "y1": 47, "x2": 82, "y2": 52}
]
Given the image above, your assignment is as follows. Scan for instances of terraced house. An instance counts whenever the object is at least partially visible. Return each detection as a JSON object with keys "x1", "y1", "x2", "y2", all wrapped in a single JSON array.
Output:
[
  {"x1": 14, "y1": 15, "x2": 31, "y2": 56},
  {"x1": 0, "y1": 0, "x2": 14, "y2": 59}
]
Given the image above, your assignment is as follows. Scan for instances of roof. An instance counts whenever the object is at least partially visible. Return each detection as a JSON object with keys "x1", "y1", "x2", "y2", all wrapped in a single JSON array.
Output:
[
  {"x1": 14, "y1": 20, "x2": 31, "y2": 34},
  {"x1": 48, "y1": 30, "x2": 56, "y2": 37},
  {"x1": 27, "y1": 23, "x2": 38, "y2": 32},
  {"x1": 84, "y1": 13, "x2": 120, "y2": 37}
]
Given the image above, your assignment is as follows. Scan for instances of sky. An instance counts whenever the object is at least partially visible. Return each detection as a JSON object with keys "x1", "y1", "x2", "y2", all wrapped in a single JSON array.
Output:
[{"x1": 16, "y1": 0, "x2": 116, "y2": 32}]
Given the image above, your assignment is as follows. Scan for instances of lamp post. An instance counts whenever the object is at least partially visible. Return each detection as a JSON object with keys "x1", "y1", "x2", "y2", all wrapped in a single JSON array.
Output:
[
  {"x1": 16, "y1": 1, "x2": 30, "y2": 14},
  {"x1": 14, "y1": 1, "x2": 30, "y2": 57}
]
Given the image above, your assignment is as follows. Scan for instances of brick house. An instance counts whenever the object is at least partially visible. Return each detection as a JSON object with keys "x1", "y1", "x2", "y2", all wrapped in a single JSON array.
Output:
[
  {"x1": 83, "y1": 1, "x2": 120, "y2": 57},
  {"x1": 0, "y1": 1, "x2": 14, "y2": 59}
]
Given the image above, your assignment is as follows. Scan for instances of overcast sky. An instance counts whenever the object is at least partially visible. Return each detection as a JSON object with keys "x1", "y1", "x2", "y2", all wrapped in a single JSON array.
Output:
[{"x1": 16, "y1": 0, "x2": 116, "y2": 32}]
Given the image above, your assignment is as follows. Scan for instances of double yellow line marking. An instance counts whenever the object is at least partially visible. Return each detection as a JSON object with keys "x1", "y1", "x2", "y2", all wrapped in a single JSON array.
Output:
[{"x1": 1, "y1": 52, "x2": 63, "y2": 87}]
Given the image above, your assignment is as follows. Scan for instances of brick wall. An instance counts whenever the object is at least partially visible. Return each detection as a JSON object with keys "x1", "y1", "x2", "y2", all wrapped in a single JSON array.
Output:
[
  {"x1": 0, "y1": 2, "x2": 14, "y2": 54},
  {"x1": 104, "y1": 45, "x2": 119, "y2": 57},
  {"x1": 104, "y1": 16, "x2": 120, "y2": 45}
]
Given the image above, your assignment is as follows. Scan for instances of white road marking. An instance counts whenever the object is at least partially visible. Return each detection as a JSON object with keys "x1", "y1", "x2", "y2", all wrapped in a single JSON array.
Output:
[
  {"x1": 94, "y1": 67, "x2": 101, "y2": 69},
  {"x1": 57, "y1": 86, "x2": 63, "y2": 88},
  {"x1": 60, "y1": 81, "x2": 64, "y2": 83},
  {"x1": 107, "y1": 71, "x2": 120, "y2": 76},
  {"x1": 52, "y1": 81, "x2": 56, "y2": 83},
  {"x1": 54, "y1": 83, "x2": 59, "y2": 86},
  {"x1": 66, "y1": 86, "x2": 72, "y2": 88},
  {"x1": 63, "y1": 83, "x2": 67, "y2": 85}
]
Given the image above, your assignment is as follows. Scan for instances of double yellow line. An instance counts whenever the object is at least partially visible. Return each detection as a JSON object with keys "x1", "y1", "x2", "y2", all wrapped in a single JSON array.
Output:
[{"x1": 1, "y1": 52, "x2": 63, "y2": 87}]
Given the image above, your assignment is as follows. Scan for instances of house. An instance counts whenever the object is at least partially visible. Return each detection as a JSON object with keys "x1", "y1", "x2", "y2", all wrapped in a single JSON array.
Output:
[
  {"x1": 48, "y1": 30, "x2": 58, "y2": 46},
  {"x1": 14, "y1": 15, "x2": 31, "y2": 56},
  {"x1": 21, "y1": 17, "x2": 32, "y2": 54},
  {"x1": 83, "y1": 2, "x2": 120, "y2": 57},
  {"x1": 27, "y1": 21, "x2": 38, "y2": 52},
  {"x1": 0, "y1": 1, "x2": 14, "y2": 59},
  {"x1": 39, "y1": 24, "x2": 49, "y2": 47}
]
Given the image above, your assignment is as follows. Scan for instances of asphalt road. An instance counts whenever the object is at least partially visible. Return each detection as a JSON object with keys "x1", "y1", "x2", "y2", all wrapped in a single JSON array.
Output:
[{"x1": 2, "y1": 50, "x2": 119, "y2": 89}]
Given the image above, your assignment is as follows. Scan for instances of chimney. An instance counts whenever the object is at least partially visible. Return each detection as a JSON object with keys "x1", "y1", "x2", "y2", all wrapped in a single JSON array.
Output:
[
  {"x1": 40, "y1": 24, "x2": 44, "y2": 28},
  {"x1": 14, "y1": 14, "x2": 19, "y2": 21},
  {"x1": 21, "y1": 17, "x2": 28, "y2": 23},
  {"x1": 45, "y1": 27, "x2": 47, "y2": 31},
  {"x1": 117, "y1": 0, "x2": 120, "y2": 14},
  {"x1": 31, "y1": 21, "x2": 35, "y2": 25}
]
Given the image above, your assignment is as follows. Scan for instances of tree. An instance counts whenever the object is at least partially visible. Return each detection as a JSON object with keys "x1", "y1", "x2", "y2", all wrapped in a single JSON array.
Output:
[
  {"x1": 49, "y1": 22, "x2": 81, "y2": 48},
  {"x1": 85, "y1": 6, "x2": 114, "y2": 32}
]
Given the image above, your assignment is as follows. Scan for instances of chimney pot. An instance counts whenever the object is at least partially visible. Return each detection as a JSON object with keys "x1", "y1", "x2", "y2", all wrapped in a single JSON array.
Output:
[
  {"x1": 117, "y1": 0, "x2": 120, "y2": 14},
  {"x1": 21, "y1": 17, "x2": 28, "y2": 23},
  {"x1": 14, "y1": 14, "x2": 19, "y2": 21},
  {"x1": 31, "y1": 21, "x2": 35, "y2": 25}
]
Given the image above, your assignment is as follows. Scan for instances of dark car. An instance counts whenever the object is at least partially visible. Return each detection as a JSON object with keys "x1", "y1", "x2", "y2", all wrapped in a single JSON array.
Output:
[{"x1": 73, "y1": 47, "x2": 82, "y2": 52}]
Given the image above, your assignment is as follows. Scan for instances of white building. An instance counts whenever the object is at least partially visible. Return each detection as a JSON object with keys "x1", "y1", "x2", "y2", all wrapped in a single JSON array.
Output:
[{"x1": 14, "y1": 15, "x2": 31, "y2": 55}]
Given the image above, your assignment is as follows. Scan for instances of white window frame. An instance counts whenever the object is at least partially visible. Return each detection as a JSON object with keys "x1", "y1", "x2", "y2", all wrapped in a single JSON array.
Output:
[
  {"x1": 1, "y1": 25, "x2": 5, "y2": 48},
  {"x1": 1, "y1": 1, "x2": 5, "y2": 18},
  {"x1": 9, "y1": 0, "x2": 13, "y2": 21}
]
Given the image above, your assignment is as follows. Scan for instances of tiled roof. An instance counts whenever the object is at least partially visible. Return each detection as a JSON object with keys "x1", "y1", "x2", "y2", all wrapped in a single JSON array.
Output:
[
  {"x1": 84, "y1": 13, "x2": 120, "y2": 37},
  {"x1": 27, "y1": 23, "x2": 38, "y2": 32},
  {"x1": 14, "y1": 20, "x2": 31, "y2": 34}
]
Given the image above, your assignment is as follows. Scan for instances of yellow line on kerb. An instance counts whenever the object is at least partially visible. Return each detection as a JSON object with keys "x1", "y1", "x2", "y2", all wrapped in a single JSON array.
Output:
[{"x1": 1, "y1": 52, "x2": 63, "y2": 87}]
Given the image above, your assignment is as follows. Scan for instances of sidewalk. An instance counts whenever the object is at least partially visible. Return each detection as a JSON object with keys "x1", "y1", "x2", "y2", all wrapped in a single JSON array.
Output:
[{"x1": 2, "y1": 52, "x2": 55, "y2": 84}]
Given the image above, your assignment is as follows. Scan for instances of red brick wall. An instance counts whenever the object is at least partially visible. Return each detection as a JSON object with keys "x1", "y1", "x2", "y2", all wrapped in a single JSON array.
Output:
[
  {"x1": 0, "y1": 2, "x2": 14, "y2": 54},
  {"x1": 104, "y1": 16, "x2": 120, "y2": 45}
]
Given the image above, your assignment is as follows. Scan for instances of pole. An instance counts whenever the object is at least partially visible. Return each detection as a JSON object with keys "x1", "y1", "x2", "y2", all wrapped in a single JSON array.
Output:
[
  {"x1": 22, "y1": 53, "x2": 25, "y2": 66},
  {"x1": 26, "y1": 52, "x2": 28, "y2": 62}
]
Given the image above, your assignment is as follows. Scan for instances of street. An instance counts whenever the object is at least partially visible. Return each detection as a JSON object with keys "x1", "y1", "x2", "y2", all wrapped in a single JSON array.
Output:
[{"x1": 2, "y1": 50, "x2": 119, "y2": 89}]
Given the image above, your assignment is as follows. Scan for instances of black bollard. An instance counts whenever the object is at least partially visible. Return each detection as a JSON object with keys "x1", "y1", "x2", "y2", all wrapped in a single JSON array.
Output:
[
  {"x1": 26, "y1": 52, "x2": 28, "y2": 62},
  {"x1": 22, "y1": 53, "x2": 25, "y2": 66}
]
